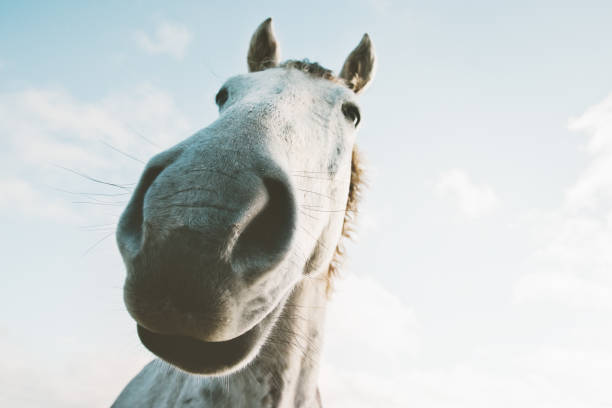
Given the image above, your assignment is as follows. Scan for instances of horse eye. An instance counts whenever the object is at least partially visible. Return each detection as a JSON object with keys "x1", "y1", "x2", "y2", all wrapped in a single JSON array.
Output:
[
  {"x1": 341, "y1": 102, "x2": 361, "y2": 127},
  {"x1": 215, "y1": 88, "x2": 229, "y2": 107}
]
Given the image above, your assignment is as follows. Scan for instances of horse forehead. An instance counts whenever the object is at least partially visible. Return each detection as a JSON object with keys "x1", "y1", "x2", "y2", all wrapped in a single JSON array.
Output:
[{"x1": 231, "y1": 68, "x2": 349, "y2": 104}]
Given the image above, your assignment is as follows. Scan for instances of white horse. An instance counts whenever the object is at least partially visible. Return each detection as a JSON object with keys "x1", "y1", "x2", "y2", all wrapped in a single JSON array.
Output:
[{"x1": 113, "y1": 18, "x2": 375, "y2": 407}]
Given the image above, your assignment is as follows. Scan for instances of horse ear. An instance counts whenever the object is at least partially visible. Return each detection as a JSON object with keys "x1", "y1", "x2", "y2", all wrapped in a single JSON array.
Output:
[
  {"x1": 247, "y1": 18, "x2": 280, "y2": 72},
  {"x1": 339, "y1": 34, "x2": 376, "y2": 93}
]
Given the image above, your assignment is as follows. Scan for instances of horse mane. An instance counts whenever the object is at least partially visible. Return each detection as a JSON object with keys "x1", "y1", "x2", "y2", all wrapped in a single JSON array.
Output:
[
  {"x1": 279, "y1": 59, "x2": 335, "y2": 80},
  {"x1": 326, "y1": 146, "x2": 365, "y2": 293},
  {"x1": 266, "y1": 60, "x2": 366, "y2": 293},
  {"x1": 279, "y1": 59, "x2": 348, "y2": 87}
]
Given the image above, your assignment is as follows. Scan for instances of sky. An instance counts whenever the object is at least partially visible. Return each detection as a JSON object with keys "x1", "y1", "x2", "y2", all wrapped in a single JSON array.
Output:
[{"x1": 1, "y1": 1, "x2": 612, "y2": 406}]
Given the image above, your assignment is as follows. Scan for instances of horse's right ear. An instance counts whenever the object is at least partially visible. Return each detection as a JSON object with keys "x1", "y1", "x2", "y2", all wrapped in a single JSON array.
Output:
[
  {"x1": 247, "y1": 18, "x2": 280, "y2": 72},
  {"x1": 339, "y1": 34, "x2": 376, "y2": 94}
]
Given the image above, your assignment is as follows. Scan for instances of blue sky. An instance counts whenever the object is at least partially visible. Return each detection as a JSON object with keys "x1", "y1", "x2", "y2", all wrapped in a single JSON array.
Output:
[{"x1": 2, "y1": 1, "x2": 612, "y2": 406}]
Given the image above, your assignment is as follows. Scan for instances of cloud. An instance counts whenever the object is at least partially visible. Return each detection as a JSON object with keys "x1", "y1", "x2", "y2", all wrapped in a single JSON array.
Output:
[
  {"x1": 434, "y1": 168, "x2": 500, "y2": 217},
  {"x1": 318, "y1": 276, "x2": 607, "y2": 407},
  {"x1": 0, "y1": 177, "x2": 78, "y2": 222},
  {"x1": 0, "y1": 86, "x2": 190, "y2": 168},
  {"x1": 0, "y1": 330, "x2": 151, "y2": 408},
  {"x1": 319, "y1": 271, "x2": 612, "y2": 406},
  {"x1": 565, "y1": 92, "x2": 612, "y2": 211},
  {"x1": 319, "y1": 92, "x2": 612, "y2": 404},
  {"x1": 323, "y1": 273, "x2": 420, "y2": 367},
  {"x1": 320, "y1": 273, "x2": 420, "y2": 406},
  {"x1": 515, "y1": 272, "x2": 612, "y2": 310},
  {"x1": 134, "y1": 21, "x2": 192, "y2": 59},
  {"x1": 514, "y1": 93, "x2": 612, "y2": 310},
  {"x1": 0, "y1": 85, "x2": 192, "y2": 221}
]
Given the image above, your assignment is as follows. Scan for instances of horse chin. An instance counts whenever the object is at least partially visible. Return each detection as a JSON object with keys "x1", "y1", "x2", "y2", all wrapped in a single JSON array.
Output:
[{"x1": 136, "y1": 298, "x2": 285, "y2": 375}]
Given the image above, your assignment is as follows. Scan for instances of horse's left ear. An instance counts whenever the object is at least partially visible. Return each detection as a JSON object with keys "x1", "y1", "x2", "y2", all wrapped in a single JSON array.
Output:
[
  {"x1": 247, "y1": 18, "x2": 280, "y2": 72},
  {"x1": 339, "y1": 34, "x2": 376, "y2": 94}
]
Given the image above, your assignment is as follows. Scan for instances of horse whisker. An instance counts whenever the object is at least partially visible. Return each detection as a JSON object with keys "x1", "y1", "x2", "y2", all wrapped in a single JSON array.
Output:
[
  {"x1": 82, "y1": 231, "x2": 115, "y2": 255},
  {"x1": 100, "y1": 140, "x2": 146, "y2": 165},
  {"x1": 54, "y1": 165, "x2": 134, "y2": 190}
]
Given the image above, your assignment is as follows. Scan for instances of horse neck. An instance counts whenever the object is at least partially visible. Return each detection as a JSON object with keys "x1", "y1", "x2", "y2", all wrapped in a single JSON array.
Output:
[{"x1": 205, "y1": 274, "x2": 328, "y2": 407}]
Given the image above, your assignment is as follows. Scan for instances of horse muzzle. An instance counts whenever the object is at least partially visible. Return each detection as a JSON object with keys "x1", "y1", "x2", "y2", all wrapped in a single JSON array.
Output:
[{"x1": 116, "y1": 140, "x2": 296, "y2": 344}]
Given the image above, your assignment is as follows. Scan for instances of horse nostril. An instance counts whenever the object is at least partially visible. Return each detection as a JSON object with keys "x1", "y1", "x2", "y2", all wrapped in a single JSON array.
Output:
[
  {"x1": 117, "y1": 165, "x2": 165, "y2": 255},
  {"x1": 230, "y1": 177, "x2": 296, "y2": 276}
]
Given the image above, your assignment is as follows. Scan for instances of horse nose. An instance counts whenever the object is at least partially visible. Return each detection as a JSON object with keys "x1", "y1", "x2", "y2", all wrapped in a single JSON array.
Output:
[
  {"x1": 229, "y1": 176, "x2": 296, "y2": 277},
  {"x1": 116, "y1": 148, "x2": 181, "y2": 259},
  {"x1": 116, "y1": 148, "x2": 296, "y2": 340},
  {"x1": 117, "y1": 154, "x2": 296, "y2": 276}
]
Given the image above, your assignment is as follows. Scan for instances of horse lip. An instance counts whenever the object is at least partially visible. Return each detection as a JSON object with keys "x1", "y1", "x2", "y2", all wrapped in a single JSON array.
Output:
[
  {"x1": 135, "y1": 300, "x2": 282, "y2": 375},
  {"x1": 137, "y1": 323, "x2": 260, "y2": 375}
]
